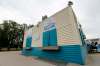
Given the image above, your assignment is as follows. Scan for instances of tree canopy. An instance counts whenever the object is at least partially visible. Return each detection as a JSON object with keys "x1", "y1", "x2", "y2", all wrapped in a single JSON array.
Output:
[{"x1": 0, "y1": 20, "x2": 27, "y2": 49}]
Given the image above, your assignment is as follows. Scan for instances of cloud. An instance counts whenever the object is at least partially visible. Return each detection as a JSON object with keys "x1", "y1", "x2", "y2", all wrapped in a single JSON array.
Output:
[
  {"x1": 0, "y1": 6, "x2": 32, "y2": 25},
  {"x1": 0, "y1": 0, "x2": 99, "y2": 38},
  {"x1": 72, "y1": 0, "x2": 100, "y2": 39}
]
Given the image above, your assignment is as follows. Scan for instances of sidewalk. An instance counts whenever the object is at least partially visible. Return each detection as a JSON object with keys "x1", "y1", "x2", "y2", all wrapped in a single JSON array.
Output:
[{"x1": 0, "y1": 51, "x2": 100, "y2": 66}]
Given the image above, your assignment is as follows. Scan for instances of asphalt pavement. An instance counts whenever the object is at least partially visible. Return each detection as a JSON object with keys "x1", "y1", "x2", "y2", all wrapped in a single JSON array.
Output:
[{"x1": 0, "y1": 51, "x2": 100, "y2": 66}]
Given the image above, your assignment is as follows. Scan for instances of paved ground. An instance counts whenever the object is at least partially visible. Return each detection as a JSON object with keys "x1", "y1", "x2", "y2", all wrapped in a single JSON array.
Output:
[
  {"x1": 0, "y1": 51, "x2": 100, "y2": 66},
  {"x1": 67, "y1": 53, "x2": 100, "y2": 66}
]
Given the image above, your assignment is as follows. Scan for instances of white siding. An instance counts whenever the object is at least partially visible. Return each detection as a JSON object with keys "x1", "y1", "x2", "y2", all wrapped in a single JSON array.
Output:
[
  {"x1": 31, "y1": 24, "x2": 43, "y2": 47},
  {"x1": 52, "y1": 7, "x2": 82, "y2": 46},
  {"x1": 23, "y1": 6, "x2": 82, "y2": 47}
]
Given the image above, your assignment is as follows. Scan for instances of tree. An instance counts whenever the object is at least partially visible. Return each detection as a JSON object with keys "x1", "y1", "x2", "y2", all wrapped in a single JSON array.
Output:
[
  {"x1": 8, "y1": 20, "x2": 24, "y2": 49},
  {"x1": 1, "y1": 20, "x2": 10, "y2": 48},
  {"x1": 0, "y1": 28, "x2": 3, "y2": 49},
  {"x1": 0, "y1": 20, "x2": 28, "y2": 50}
]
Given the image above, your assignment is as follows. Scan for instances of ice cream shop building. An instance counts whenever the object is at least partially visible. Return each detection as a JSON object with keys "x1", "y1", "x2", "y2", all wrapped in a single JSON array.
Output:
[{"x1": 22, "y1": 1, "x2": 87, "y2": 65}]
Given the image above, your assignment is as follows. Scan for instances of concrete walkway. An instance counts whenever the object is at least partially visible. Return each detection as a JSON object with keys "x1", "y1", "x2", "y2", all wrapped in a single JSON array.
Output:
[
  {"x1": 0, "y1": 51, "x2": 56, "y2": 66},
  {"x1": 67, "y1": 53, "x2": 100, "y2": 66},
  {"x1": 0, "y1": 51, "x2": 100, "y2": 66}
]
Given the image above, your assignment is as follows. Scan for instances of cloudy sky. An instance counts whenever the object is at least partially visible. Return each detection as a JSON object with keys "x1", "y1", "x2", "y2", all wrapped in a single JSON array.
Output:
[{"x1": 0, "y1": 0, "x2": 99, "y2": 39}]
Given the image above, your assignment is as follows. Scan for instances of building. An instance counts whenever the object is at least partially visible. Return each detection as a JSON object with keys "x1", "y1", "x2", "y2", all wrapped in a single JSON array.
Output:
[
  {"x1": 22, "y1": 1, "x2": 87, "y2": 65},
  {"x1": 86, "y1": 38, "x2": 100, "y2": 44}
]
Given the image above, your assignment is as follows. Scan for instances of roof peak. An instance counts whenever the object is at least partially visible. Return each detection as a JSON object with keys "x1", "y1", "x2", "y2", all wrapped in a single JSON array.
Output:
[{"x1": 68, "y1": 1, "x2": 73, "y2": 6}]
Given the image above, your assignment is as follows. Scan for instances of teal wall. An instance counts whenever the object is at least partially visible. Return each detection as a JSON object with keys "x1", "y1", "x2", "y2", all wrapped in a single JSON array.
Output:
[
  {"x1": 26, "y1": 36, "x2": 32, "y2": 48},
  {"x1": 22, "y1": 45, "x2": 86, "y2": 65},
  {"x1": 23, "y1": 25, "x2": 87, "y2": 65},
  {"x1": 43, "y1": 29, "x2": 57, "y2": 47}
]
